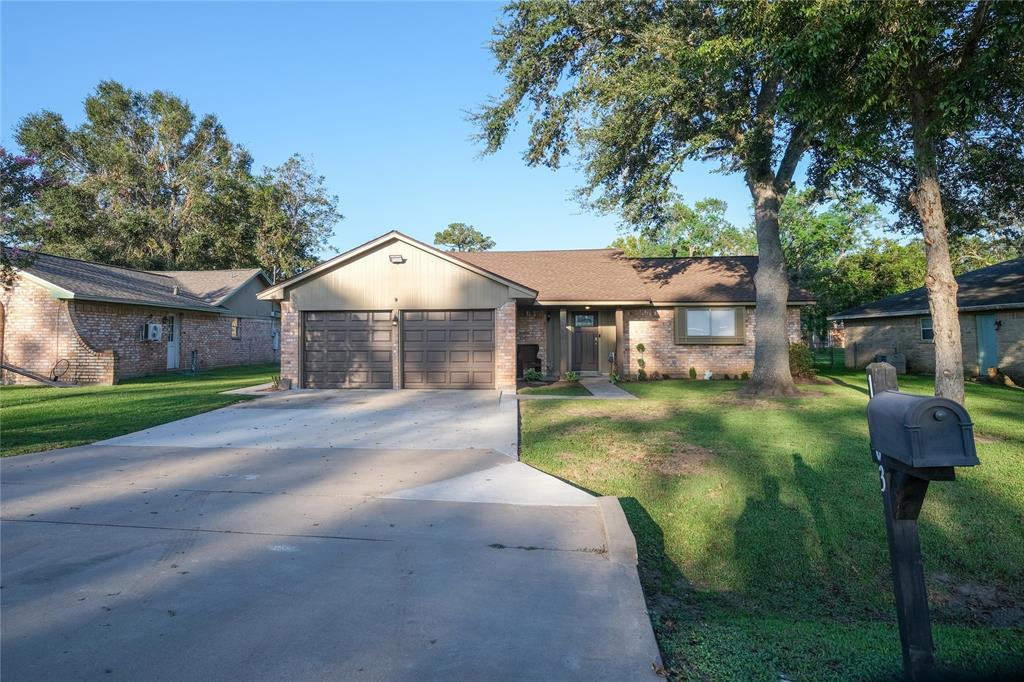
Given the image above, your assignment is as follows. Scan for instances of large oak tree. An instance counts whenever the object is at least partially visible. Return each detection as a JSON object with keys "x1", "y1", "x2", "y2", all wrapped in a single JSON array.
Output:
[
  {"x1": 796, "y1": 1, "x2": 1024, "y2": 403},
  {"x1": 475, "y1": 1, "x2": 850, "y2": 395}
]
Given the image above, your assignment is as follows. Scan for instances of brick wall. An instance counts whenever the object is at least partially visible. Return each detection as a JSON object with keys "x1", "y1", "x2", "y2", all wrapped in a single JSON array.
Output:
[
  {"x1": 621, "y1": 306, "x2": 802, "y2": 378},
  {"x1": 279, "y1": 300, "x2": 299, "y2": 387},
  {"x1": 1, "y1": 278, "x2": 115, "y2": 385},
  {"x1": 516, "y1": 307, "x2": 547, "y2": 374},
  {"x1": 843, "y1": 310, "x2": 1024, "y2": 383},
  {"x1": 1, "y1": 275, "x2": 276, "y2": 385},
  {"x1": 495, "y1": 300, "x2": 517, "y2": 390}
]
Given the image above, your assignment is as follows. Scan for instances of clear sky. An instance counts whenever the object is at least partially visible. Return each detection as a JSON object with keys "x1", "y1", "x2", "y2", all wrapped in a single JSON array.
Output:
[{"x1": 1, "y1": 0, "x2": 762, "y2": 255}]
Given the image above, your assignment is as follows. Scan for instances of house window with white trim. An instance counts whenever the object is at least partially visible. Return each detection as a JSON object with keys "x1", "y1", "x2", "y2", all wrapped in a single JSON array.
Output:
[
  {"x1": 231, "y1": 318, "x2": 241, "y2": 339},
  {"x1": 920, "y1": 317, "x2": 933, "y2": 342}
]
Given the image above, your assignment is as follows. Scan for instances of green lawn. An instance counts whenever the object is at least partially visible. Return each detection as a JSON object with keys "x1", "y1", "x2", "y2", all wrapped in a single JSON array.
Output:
[
  {"x1": 0, "y1": 364, "x2": 279, "y2": 457},
  {"x1": 520, "y1": 370, "x2": 1024, "y2": 680},
  {"x1": 518, "y1": 382, "x2": 593, "y2": 396}
]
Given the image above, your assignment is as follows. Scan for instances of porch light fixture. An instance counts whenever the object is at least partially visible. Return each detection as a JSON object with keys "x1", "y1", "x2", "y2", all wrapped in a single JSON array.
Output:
[{"x1": 389, "y1": 254, "x2": 406, "y2": 264}]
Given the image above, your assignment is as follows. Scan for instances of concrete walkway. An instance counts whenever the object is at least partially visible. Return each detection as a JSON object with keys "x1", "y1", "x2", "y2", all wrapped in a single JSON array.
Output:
[
  {"x1": 1, "y1": 389, "x2": 660, "y2": 680},
  {"x1": 516, "y1": 376, "x2": 638, "y2": 401}
]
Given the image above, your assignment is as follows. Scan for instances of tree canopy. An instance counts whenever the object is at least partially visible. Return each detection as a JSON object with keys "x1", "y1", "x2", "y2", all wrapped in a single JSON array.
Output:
[
  {"x1": 476, "y1": 0, "x2": 862, "y2": 394},
  {"x1": 11, "y1": 81, "x2": 340, "y2": 276},
  {"x1": 610, "y1": 199, "x2": 755, "y2": 257},
  {"x1": 433, "y1": 223, "x2": 495, "y2": 251}
]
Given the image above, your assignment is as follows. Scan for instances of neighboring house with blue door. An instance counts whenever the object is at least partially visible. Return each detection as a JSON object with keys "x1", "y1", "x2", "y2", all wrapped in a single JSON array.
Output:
[{"x1": 830, "y1": 257, "x2": 1024, "y2": 383}]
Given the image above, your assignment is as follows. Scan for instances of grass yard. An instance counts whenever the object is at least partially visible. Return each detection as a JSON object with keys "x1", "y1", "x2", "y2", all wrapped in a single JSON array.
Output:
[
  {"x1": 518, "y1": 382, "x2": 593, "y2": 396},
  {"x1": 519, "y1": 370, "x2": 1024, "y2": 680},
  {"x1": 0, "y1": 364, "x2": 279, "y2": 457}
]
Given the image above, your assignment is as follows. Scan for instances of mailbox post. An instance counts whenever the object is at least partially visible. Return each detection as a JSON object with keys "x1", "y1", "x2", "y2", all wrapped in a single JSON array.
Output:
[{"x1": 865, "y1": 362, "x2": 979, "y2": 680}]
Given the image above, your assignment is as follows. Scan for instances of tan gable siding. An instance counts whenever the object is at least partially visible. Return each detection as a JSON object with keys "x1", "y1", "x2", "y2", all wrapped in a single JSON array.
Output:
[
  {"x1": 285, "y1": 239, "x2": 515, "y2": 311},
  {"x1": 220, "y1": 276, "x2": 275, "y2": 317}
]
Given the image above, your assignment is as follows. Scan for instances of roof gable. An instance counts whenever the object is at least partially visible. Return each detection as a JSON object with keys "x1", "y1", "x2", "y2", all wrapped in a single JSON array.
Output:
[{"x1": 257, "y1": 231, "x2": 537, "y2": 301}]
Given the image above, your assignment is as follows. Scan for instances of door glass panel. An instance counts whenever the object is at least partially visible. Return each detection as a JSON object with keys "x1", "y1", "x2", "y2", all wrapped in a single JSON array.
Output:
[{"x1": 573, "y1": 314, "x2": 596, "y2": 327}]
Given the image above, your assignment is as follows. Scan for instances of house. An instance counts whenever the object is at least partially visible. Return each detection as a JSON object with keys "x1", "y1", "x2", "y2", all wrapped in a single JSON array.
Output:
[
  {"x1": 829, "y1": 257, "x2": 1024, "y2": 382},
  {"x1": 0, "y1": 252, "x2": 280, "y2": 385},
  {"x1": 257, "y1": 231, "x2": 812, "y2": 390}
]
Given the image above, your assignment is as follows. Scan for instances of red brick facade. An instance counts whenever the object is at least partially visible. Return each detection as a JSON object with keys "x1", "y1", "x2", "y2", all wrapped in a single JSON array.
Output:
[
  {"x1": 622, "y1": 306, "x2": 802, "y2": 378},
  {"x1": 279, "y1": 300, "x2": 300, "y2": 388},
  {"x1": 495, "y1": 300, "x2": 518, "y2": 390},
  {"x1": 1, "y1": 277, "x2": 277, "y2": 385},
  {"x1": 516, "y1": 307, "x2": 547, "y2": 371}
]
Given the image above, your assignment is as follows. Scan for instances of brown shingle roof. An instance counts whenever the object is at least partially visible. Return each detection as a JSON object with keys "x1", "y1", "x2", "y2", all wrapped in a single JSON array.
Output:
[
  {"x1": 829, "y1": 257, "x2": 1024, "y2": 320},
  {"x1": 150, "y1": 269, "x2": 266, "y2": 306},
  {"x1": 456, "y1": 249, "x2": 651, "y2": 302},
  {"x1": 15, "y1": 251, "x2": 266, "y2": 313},
  {"x1": 456, "y1": 250, "x2": 813, "y2": 304}
]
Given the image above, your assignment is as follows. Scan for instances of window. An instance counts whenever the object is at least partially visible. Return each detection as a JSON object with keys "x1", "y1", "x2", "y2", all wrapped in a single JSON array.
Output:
[
  {"x1": 920, "y1": 317, "x2": 933, "y2": 342},
  {"x1": 231, "y1": 318, "x2": 241, "y2": 339},
  {"x1": 573, "y1": 313, "x2": 597, "y2": 327},
  {"x1": 675, "y1": 307, "x2": 745, "y2": 344}
]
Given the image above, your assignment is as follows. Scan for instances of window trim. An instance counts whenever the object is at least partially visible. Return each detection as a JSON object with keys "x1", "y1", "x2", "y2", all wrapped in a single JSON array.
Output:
[
  {"x1": 230, "y1": 317, "x2": 241, "y2": 339},
  {"x1": 674, "y1": 306, "x2": 746, "y2": 345},
  {"x1": 920, "y1": 316, "x2": 933, "y2": 342}
]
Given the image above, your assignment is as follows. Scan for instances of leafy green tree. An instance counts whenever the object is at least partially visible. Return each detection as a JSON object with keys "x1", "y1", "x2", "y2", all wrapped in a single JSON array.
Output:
[
  {"x1": 434, "y1": 223, "x2": 495, "y2": 252},
  {"x1": 610, "y1": 199, "x2": 755, "y2": 257},
  {"x1": 795, "y1": 1, "x2": 1024, "y2": 403},
  {"x1": 475, "y1": 1, "x2": 854, "y2": 395},
  {"x1": 252, "y1": 154, "x2": 341, "y2": 280},
  {"x1": 13, "y1": 81, "x2": 342, "y2": 275},
  {"x1": 1, "y1": 148, "x2": 48, "y2": 286}
]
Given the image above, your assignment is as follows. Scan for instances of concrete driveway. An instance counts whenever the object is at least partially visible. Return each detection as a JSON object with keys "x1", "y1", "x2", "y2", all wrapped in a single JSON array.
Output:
[{"x1": 1, "y1": 389, "x2": 660, "y2": 680}]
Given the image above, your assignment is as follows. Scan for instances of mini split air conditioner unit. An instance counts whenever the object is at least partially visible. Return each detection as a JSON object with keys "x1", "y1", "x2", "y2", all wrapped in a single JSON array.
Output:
[{"x1": 142, "y1": 322, "x2": 163, "y2": 342}]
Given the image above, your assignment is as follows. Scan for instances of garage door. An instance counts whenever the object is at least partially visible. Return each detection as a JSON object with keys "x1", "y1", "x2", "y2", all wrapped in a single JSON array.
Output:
[
  {"x1": 303, "y1": 311, "x2": 393, "y2": 388},
  {"x1": 403, "y1": 310, "x2": 494, "y2": 389}
]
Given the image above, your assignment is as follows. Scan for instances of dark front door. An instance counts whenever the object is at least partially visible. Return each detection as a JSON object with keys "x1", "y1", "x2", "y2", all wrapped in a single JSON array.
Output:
[
  {"x1": 303, "y1": 311, "x2": 393, "y2": 388},
  {"x1": 571, "y1": 311, "x2": 599, "y2": 372},
  {"x1": 403, "y1": 310, "x2": 495, "y2": 389}
]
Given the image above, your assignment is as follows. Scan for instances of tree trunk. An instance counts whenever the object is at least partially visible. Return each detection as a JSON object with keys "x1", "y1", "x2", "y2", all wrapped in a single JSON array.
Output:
[
  {"x1": 740, "y1": 181, "x2": 798, "y2": 396},
  {"x1": 911, "y1": 107, "x2": 964, "y2": 404}
]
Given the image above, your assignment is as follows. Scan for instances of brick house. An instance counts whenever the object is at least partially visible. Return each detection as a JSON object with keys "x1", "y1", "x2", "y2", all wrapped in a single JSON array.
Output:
[
  {"x1": 1, "y1": 252, "x2": 279, "y2": 385},
  {"x1": 829, "y1": 257, "x2": 1024, "y2": 383},
  {"x1": 257, "y1": 231, "x2": 812, "y2": 391}
]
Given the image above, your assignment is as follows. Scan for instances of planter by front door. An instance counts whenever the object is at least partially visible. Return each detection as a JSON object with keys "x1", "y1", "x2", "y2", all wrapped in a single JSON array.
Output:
[{"x1": 571, "y1": 311, "x2": 599, "y2": 372}]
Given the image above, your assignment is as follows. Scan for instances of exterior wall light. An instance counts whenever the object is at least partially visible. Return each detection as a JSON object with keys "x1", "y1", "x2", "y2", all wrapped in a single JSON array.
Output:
[{"x1": 389, "y1": 254, "x2": 406, "y2": 264}]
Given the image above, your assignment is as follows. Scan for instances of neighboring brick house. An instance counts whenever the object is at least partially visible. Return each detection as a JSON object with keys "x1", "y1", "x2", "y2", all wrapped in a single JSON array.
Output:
[
  {"x1": 257, "y1": 231, "x2": 812, "y2": 391},
  {"x1": 1, "y1": 252, "x2": 279, "y2": 385},
  {"x1": 829, "y1": 257, "x2": 1024, "y2": 383}
]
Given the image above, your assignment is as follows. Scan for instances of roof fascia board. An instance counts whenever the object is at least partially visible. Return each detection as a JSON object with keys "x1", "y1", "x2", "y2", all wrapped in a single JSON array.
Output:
[
  {"x1": 257, "y1": 231, "x2": 538, "y2": 301},
  {"x1": 535, "y1": 300, "x2": 651, "y2": 306},
  {"x1": 16, "y1": 271, "x2": 77, "y2": 299},
  {"x1": 651, "y1": 300, "x2": 817, "y2": 306},
  {"x1": 72, "y1": 295, "x2": 225, "y2": 314}
]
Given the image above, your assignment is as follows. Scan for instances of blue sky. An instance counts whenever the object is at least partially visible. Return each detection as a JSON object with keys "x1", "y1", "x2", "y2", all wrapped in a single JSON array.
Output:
[{"x1": 2, "y1": 0, "x2": 762, "y2": 255}]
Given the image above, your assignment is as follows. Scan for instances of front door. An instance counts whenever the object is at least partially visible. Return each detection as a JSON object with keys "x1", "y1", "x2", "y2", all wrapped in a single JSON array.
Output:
[
  {"x1": 166, "y1": 314, "x2": 180, "y2": 369},
  {"x1": 571, "y1": 311, "x2": 599, "y2": 372},
  {"x1": 976, "y1": 314, "x2": 998, "y2": 376}
]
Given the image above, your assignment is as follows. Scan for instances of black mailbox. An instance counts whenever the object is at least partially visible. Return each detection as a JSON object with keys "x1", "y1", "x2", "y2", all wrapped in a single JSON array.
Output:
[{"x1": 867, "y1": 390, "x2": 978, "y2": 469}]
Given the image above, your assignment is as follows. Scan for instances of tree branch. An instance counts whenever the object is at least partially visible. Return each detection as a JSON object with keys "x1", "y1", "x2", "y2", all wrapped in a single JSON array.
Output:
[{"x1": 774, "y1": 124, "x2": 810, "y2": 194}]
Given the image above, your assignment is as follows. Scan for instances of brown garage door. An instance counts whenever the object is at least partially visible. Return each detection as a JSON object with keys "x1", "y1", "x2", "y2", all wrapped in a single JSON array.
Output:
[
  {"x1": 303, "y1": 311, "x2": 393, "y2": 388},
  {"x1": 403, "y1": 310, "x2": 494, "y2": 389}
]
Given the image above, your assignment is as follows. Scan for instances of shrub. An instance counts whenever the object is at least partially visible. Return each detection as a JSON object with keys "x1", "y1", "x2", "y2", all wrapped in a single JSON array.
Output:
[
  {"x1": 636, "y1": 369, "x2": 647, "y2": 381},
  {"x1": 649, "y1": 371, "x2": 661, "y2": 380},
  {"x1": 635, "y1": 343, "x2": 646, "y2": 354},
  {"x1": 609, "y1": 372, "x2": 622, "y2": 384},
  {"x1": 563, "y1": 370, "x2": 580, "y2": 383},
  {"x1": 789, "y1": 342, "x2": 816, "y2": 379},
  {"x1": 722, "y1": 373, "x2": 731, "y2": 380},
  {"x1": 741, "y1": 371, "x2": 750, "y2": 381},
  {"x1": 688, "y1": 367, "x2": 697, "y2": 380},
  {"x1": 522, "y1": 368, "x2": 544, "y2": 382}
]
